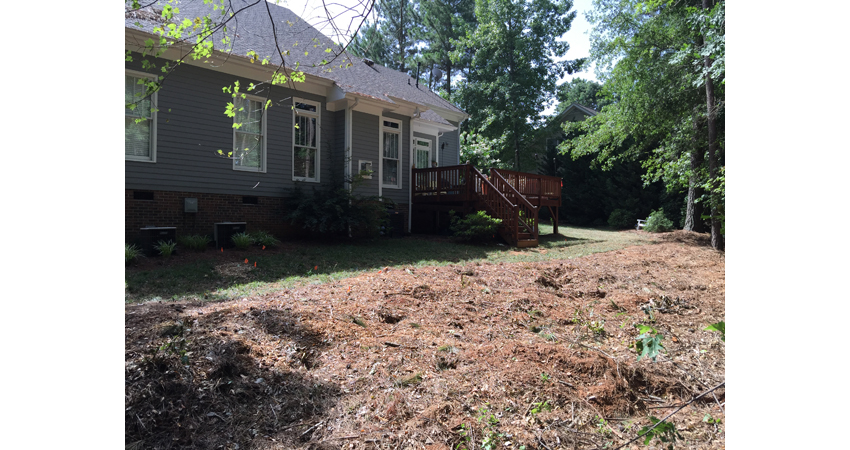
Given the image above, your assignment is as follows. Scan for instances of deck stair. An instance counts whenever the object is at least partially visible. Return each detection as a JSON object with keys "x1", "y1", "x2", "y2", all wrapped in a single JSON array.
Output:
[{"x1": 412, "y1": 164, "x2": 562, "y2": 247}]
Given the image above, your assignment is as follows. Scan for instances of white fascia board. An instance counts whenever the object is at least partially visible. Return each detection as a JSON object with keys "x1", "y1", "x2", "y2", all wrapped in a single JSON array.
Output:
[
  {"x1": 125, "y1": 29, "x2": 333, "y2": 97},
  {"x1": 412, "y1": 118, "x2": 457, "y2": 135},
  {"x1": 423, "y1": 103, "x2": 469, "y2": 123}
]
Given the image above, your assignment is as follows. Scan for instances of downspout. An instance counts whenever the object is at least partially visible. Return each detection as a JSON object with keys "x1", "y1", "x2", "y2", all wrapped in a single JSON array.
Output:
[
  {"x1": 437, "y1": 131, "x2": 444, "y2": 167},
  {"x1": 345, "y1": 97, "x2": 359, "y2": 192},
  {"x1": 346, "y1": 98, "x2": 359, "y2": 238}
]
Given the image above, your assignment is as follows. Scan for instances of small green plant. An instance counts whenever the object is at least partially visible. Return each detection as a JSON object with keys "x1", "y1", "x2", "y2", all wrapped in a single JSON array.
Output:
[
  {"x1": 155, "y1": 240, "x2": 177, "y2": 258},
  {"x1": 540, "y1": 372, "x2": 551, "y2": 383},
  {"x1": 705, "y1": 321, "x2": 725, "y2": 341},
  {"x1": 595, "y1": 415, "x2": 613, "y2": 437},
  {"x1": 632, "y1": 324, "x2": 665, "y2": 361},
  {"x1": 644, "y1": 208, "x2": 674, "y2": 232},
  {"x1": 250, "y1": 230, "x2": 280, "y2": 247},
  {"x1": 637, "y1": 416, "x2": 683, "y2": 447},
  {"x1": 449, "y1": 210, "x2": 503, "y2": 242},
  {"x1": 455, "y1": 423, "x2": 470, "y2": 450},
  {"x1": 231, "y1": 232, "x2": 253, "y2": 249},
  {"x1": 125, "y1": 243, "x2": 142, "y2": 264},
  {"x1": 607, "y1": 208, "x2": 634, "y2": 229},
  {"x1": 703, "y1": 413, "x2": 722, "y2": 425},
  {"x1": 529, "y1": 400, "x2": 552, "y2": 416},
  {"x1": 476, "y1": 406, "x2": 504, "y2": 450},
  {"x1": 178, "y1": 234, "x2": 211, "y2": 251}
]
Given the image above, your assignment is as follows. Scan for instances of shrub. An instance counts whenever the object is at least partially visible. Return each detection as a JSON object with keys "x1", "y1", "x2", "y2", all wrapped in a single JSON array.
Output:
[
  {"x1": 178, "y1": 234, "x2": 212, "y2": 251},
  {"x1": 644, "y1": 208, "x2": 675, "y2": 232},
  {"x1": 286, "y1": 184, "x2": 388, "y2": 239},
  {"x1": 155, "y1": 240, "x2": 177, "y2": 258},
  {"x1": 449, "y1": 210, "x2": 502, "y2": 242},
  {"x1": 250, "y1": 230, "x2": 280, "y2": 247},
  {"x1": 607, "y1": 209, "x2": 634, "y2": 229},
  {"x1": 231, "y1": 232, "x2": 253, "y2": 249},
  {"x1": 126, "y1": 243, "x2": 142, "y2": 264}
]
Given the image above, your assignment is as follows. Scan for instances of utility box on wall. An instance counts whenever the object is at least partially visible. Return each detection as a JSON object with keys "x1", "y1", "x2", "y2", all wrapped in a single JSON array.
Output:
[
  {"x1": 139, "y1": 227, "x2": 177, "y2": 256},
  {"x1": 214, "y1": 222, "x2": 247, "y2": 249},
  {"x1": 184, "y1": 198, "x2": 198, "y2": 213}
]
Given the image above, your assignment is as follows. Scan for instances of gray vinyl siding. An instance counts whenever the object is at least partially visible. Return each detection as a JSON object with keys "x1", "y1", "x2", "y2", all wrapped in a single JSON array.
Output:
[
  {"x1": 350, "y1": 111, "x2": 379, "y2": 197},
  {"x1": 381, "y1": 112, "x2": 409, "y2": 205},
  {"x1": 125, "y1": 54, "x2": 334, "y2": 198},
  {"x1": 330, "y1": 110, "x2": 346, "y2": 184},
  {"x1": 441, "y1": 121, "x2": 460, "y2": 166}
]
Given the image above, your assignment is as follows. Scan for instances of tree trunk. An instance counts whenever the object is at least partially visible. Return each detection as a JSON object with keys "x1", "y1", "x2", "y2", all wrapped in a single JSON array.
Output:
[
  {"x1": 684, "y1": 109, "x2": 705, "y2": 233},
  {"x1": 703, "y1": 0, "x2": 723, "y2": 250}
]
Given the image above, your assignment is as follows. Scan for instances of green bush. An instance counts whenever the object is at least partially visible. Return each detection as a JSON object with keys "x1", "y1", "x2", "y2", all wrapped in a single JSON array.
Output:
[
  {"x1": 250, "y1": 230, "x2": 280, "y2": 247},
  {"x1": 126, "y1": 243, "x2": 142, "y2": 264},
  {"x1": 644, "y1": 208, "x2": 675, "y2": 232},
  {"x1": 286, "y1": 184, "x2": 388, "y2": 239},
  {"x1": 231, "y1": 232, "x2": 253, "y2": 249},
  {"x1": 607, "y1": 209, "x2": 634, "y2": 229},
  {"x1": 449, "y1": 210, "x2": 502, "y2": 242},
  {"x1": 155, "y1": 240, "x2": 177, "y2": 258},
  {"x1": 177, "y1": 234, "x2": 212, "y2": 251}
]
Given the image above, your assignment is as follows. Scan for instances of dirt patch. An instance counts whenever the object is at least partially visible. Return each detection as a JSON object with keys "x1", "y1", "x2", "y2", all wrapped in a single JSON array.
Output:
[{"x1": 126, "y1": 235, "x2": 725, "y2": 449}]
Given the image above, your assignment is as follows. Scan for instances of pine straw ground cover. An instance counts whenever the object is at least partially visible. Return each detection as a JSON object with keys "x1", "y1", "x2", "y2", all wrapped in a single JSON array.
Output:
[{"x1": 125, "y1": 231, "x2": 725, "y2": 450}]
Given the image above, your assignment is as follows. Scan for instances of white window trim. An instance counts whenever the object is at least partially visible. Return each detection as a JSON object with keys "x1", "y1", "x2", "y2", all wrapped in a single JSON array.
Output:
[
  {"x1": 232, "y1": 93, "x2": 268, "y2": 173},
  {"x1": 414, "y1": 138, "x2": 433, "y2": 169},
  {"x1": 292, "y1": 97, "x2": 321, "y2": 182},
  {"x1": 125, "y1": 69, "x2": 157, "y2": 163},
  {"x1": 379, "y1": 117, "x2": 403, "y2": 190}
]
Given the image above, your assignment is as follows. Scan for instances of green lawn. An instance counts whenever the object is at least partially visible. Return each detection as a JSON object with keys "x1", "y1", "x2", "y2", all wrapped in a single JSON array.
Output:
[{"x1": 125, "y1": 225, "x2": 653, "y2": 303}]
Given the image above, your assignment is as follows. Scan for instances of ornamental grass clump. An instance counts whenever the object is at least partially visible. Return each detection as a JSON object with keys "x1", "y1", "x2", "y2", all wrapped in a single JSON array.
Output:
[
  {"x1": 155, "y1": 240, "x2": 177, "y2": 258},
  {"x1": 250, "y1": 231, "x2": 280, "y2": 247},
  {"x1": 178, "y1": 235, "x2": 212, "y2": 251},
  {"x1": 231, "y1": 232, "x2": 253, "y2": 250},
  {"x1": 126, "y1": 243, "x2": 142, "y2": 264}
]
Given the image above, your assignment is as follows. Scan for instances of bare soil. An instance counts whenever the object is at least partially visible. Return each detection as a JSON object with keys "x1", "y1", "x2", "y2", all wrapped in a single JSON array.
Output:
[{"x1": 125, "y1": 230, "x2": 725, "y2": 449}]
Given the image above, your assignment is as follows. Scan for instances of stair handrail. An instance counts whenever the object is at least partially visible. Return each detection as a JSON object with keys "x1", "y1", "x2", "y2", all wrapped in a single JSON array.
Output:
[
  {"x1": 490, "y1": 169, "x2": 539, "y2": 241},
  {"x1": 469, "y1": 166, "x2": 518, "y2": 244}
]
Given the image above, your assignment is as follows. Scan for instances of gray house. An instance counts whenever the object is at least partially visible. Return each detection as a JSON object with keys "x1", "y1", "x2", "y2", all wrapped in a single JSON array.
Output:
[{"x1": 125, "y1": 1, "x2": 467, "y2": 242}]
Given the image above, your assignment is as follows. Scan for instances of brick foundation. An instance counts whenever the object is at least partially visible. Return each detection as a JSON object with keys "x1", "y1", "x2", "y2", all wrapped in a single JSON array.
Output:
[{"x1": 125, "y1": 189, "x2": 410, "y2": 243}]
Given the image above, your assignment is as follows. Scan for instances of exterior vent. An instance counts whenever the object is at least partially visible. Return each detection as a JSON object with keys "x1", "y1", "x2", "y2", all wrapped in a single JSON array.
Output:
[{"x1": 364, "y1": 58, "x2": 374, "y2": 67}]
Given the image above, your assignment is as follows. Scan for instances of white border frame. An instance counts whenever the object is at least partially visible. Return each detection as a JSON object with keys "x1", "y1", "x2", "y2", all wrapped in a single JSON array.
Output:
[
  {"x1": 379, "y1": 117, "x2": 403, "y2": 191},
  {"x1": 292, "y1": 97, "x2": 321, "y2": 182},
  {"x1": 125, "y1": 69, "x2": 158, "y2": 163},
  {"x1": 232, "y1": 93, "x2": 268, "y2": 173}
]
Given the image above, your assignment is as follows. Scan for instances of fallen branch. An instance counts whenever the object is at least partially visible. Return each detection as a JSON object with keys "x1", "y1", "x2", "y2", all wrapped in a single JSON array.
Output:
[{"x1": 612, "y1": 381, "x2": 725, "y2": 450}]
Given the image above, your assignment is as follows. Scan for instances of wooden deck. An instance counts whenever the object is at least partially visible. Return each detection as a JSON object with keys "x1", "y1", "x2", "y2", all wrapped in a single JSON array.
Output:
[{"x1": 412, "y1": 165, "x2": 562, "y2": 247}]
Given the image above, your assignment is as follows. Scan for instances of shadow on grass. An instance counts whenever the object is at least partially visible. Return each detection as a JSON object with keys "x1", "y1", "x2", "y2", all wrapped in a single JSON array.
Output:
[
  {"x1": 126, "y1": 227, "x2": 649, "y2": 303},
  {"x1": 125, "y1": 302, "x2": 338, "y2": 449}
]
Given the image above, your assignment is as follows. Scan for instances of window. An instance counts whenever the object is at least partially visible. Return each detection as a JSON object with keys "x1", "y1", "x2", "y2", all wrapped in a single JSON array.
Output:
[
  {"x1": 381, "y1": 118, "x2": 402, "y2": 188},
  {"x1": 125, "y1": 71, "x2": 157, "y2": 162},
  {"x1": 293, "y1": 98, "x2": 320, "y2": 181},
  {"x1": 414, "y1": 139, "x2": 432, "y2": 169},
  {"x1": 233, "y1": 95, "x2": 266, "y2": 172}
]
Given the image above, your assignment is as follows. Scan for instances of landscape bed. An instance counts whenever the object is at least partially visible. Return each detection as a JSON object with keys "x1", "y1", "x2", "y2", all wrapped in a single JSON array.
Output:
[{"x1": 125, "y1": 230, "x2": 725, "y2": 449}]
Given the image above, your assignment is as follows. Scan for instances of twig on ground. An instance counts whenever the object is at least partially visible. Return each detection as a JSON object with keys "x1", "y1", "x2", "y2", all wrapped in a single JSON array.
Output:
[{"x1": 612, "y1": 381, "x2": 725, "y2": 450}]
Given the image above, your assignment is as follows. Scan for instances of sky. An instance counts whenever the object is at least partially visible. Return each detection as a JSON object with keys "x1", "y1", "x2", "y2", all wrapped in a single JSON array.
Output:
[{"x1": 284, "y1": 0, "x2": 598, "y2": 115}]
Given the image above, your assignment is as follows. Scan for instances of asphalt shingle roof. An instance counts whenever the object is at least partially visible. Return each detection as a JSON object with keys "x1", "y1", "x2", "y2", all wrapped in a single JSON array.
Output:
[{"x1": 125, "y1": 0, "x2": 465, "y2": 121}]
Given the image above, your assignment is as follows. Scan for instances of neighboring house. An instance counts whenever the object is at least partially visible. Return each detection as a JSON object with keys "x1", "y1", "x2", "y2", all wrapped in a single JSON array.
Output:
[
  {"x1": 531, "y1": 102, "x2": 598, "y2": 172},
  {"x1": 125, "y1": 0, "x2": 467, "y2": 243}
]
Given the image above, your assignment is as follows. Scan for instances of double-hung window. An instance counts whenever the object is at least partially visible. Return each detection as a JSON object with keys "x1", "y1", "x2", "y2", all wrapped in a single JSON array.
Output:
[
  {"x1": 293, "y1": 98, "x2": 320, "y2": 181},
  {"x1": 381, "y1": 118, "x2": 402, "y2": 189},
  {"x1": 233, "y1": 95, "x2": 266, "y2": 172},
  {"x1": 125, "y1": 71, "x2": 157, "y2": 162}
]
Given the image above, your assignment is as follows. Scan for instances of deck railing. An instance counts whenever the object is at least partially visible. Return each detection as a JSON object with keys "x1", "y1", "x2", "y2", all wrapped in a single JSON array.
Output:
[
  {"x1": 412, "y1": 164, "x2": 472, "y2": 202},
  {"x1": 490, "y1": 169, "x2": 561, "y2": 206}
]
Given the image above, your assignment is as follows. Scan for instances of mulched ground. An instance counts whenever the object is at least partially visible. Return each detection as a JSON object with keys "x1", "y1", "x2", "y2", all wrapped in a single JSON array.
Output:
[{"x1": 125, "y1": 230, "x2": 725, "y2": 449}]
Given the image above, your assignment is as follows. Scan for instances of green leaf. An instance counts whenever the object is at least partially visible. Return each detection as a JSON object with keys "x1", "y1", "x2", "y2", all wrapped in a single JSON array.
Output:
[{"x1": 704, "y1": 321, "x2": 725, "y2": 341}]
